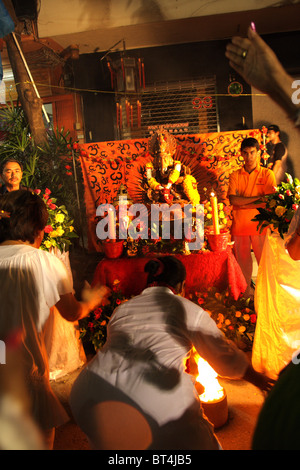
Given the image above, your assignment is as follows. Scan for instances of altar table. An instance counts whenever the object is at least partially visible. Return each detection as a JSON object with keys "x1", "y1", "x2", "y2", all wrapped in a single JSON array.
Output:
[{"x1": 92, "y1": 248, "x2": 247, "y2": 300}]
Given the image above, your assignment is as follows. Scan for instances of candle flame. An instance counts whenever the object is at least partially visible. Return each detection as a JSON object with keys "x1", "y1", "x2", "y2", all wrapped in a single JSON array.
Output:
[{"x1": 193, "y1": 349, "x2": 224, "y2": 403}]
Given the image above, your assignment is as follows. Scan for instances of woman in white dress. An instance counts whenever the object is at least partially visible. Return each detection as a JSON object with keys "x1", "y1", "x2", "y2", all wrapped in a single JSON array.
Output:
[
  {"x1": 0, "y1": 190, "x2": 110, "y2": 449},
  {"x1": 70, "y1": 256, "x2": 273, "y2": 450}
]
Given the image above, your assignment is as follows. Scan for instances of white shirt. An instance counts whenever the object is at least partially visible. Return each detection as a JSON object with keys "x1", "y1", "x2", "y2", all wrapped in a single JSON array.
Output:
[
  {"x1": 0, "y1": 245, "x2": 72, "y2": 335},
  {"x1": 87, "y1": 286, "x2": 249, "y2": 426}
]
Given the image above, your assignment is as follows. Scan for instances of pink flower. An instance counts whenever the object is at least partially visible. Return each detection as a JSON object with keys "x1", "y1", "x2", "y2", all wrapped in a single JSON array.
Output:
[
  {"x1": 34, "y1": 189, "x2": 41, "y2": 195},
  {"x1": 292, "y1": 204, "x2": 299, "y2": 211},
  {"x1": 49, "y1": 203, "x2": 56, "y2": 210},
  {"x1": 65, "y1": 165, "x2": 72, "y2": 170},
  {"x1": 66, "y1": 171, "x2": 72, "y2": 176},
  {"x1": 278, "y1": 194, "x2": 284, "y2": 200},
  {"x1": 44, "y1": 225, "x2": 53, "y2": 233},
  {"x1": 44, "y1": 188, "x2": 51, "y2": 195},
  {"x1": 286, "y1": 190, "x2": 292, "y2": 196}
]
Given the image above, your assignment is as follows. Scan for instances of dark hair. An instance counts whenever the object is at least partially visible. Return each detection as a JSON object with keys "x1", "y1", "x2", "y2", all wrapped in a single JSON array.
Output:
[
  {"x1": 267, "y1": 124, "x2": 280, "y2": 134},
  {"x1": 144, "y1": 256, "x2": 186, "y2": 288},
  {"x1": 0, "y1": 159, "x2": 23, "y2": 174},
  {"x1": 240, "y1": 137, "x2": 260, "y2": 151},
  {"x1": 0, "y1": 190, "x2": 48, "y2": 243}
]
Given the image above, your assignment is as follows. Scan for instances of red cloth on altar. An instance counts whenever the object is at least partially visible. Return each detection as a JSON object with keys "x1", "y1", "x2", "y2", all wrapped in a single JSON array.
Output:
[{"x1": 92, "y1": 248, "x2": 247, "y2": 300}]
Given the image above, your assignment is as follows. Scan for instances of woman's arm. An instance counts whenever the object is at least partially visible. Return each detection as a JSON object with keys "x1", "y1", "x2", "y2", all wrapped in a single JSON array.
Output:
[{"x1": 55, "y1": 283, "x2": 111, "y2": 322}]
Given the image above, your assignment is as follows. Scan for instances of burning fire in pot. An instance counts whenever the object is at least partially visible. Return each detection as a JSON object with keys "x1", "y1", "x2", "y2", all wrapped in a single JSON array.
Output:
[{"x1": 192, "y1": 349, "x2": 228, "y2": 429}]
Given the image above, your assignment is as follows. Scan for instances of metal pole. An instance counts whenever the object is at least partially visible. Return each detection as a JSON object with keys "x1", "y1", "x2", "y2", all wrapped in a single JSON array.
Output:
[{"x1": 12, "y1": 32, "x2": 50, "y2": 123}]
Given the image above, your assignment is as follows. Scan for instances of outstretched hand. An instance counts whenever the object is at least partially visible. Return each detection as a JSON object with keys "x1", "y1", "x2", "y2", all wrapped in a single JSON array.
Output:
[
  {"x1": 225, "y1": 25, "x2": 288, "y2": 95},
  {"x1": 243, "y1": 364, "x2": 275, "y2": 394},
  {"x1": 82, "y1": 281, "x2": 111, "y2": 310}
]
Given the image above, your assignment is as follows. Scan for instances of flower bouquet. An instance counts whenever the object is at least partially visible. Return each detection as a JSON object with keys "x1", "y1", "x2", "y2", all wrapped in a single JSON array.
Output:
[
  {"x1": 34, "y1": 188, "x2": 78, "y2": 252},
  {"x1": 191, "y1": 287, "x2": 256, "y2": 350},
  {"x1": 78, "y1": 280, "x2": 128, "y2": 352},
  {"x1": 252, "y1": 174, "x2": 300, "y2": 238}
]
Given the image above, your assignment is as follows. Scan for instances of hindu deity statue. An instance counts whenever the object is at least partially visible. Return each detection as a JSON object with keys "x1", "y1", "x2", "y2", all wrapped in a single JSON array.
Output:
[{"x1": 144, "y1": 128, "x2": 200, "y2": 206}]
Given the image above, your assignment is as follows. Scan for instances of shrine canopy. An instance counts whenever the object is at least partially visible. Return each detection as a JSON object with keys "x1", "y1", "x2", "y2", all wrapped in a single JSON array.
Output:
[{"x1": 79, "y1": 129, "x2": 261, "y2": 251}]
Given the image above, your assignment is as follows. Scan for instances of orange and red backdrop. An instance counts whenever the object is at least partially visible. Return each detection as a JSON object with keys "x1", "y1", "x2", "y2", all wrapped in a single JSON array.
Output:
[{"x1": 79, "y1": 129, "x2": 261, "y2": 251}]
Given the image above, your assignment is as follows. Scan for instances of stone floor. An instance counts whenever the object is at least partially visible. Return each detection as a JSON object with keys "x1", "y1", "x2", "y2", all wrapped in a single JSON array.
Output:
[{"x1": 51, "y1": 359, "x2": 265, "y2": 451}]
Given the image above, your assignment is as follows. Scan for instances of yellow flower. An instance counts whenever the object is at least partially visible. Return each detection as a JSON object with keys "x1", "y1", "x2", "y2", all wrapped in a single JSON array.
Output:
[
  {"x1": 235, "y1": 311, "x2": 242, "y2": 318},
  {"x1": 239, "y1": 326, "x2": 246, "y2": 333},
  {"x1": 56, "y1": 226, "x2": 65, "y2": 236},
  {"x1": 44, "y1": 240, "x2": 53, "y2": 249},
  {"x1": 50, "y1": 230, "x2": 58, "y2": 238},
  {"x1": 55, "y1": 213, "x2": 65, "y2": 223},
  {"x1": 69, "y1": 226, "x2": 74, "y2": 232},
  {"x1": 269, "y1": 199, "x2": 277, "y2": 208},
  {"x1": 217, "y1": 313, "x2": 224, "y2": 323},
  {"x1": 225, "y1": 319, "x2": 231, "y2": 325},
  {"x1": 275, "y1": 205, "x2": 287, "y2": 217},
  {"x1": 243, "y1": 314, "x2": 250, "y2": 321}
]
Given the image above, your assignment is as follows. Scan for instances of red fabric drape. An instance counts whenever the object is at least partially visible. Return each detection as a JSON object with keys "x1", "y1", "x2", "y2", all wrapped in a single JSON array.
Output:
[{"x1": 92, "y1": 249, "x2": 247, "y2": 300}]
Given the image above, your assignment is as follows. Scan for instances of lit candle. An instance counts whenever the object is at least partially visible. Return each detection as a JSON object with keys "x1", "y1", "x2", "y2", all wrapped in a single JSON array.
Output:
[
  {"x1": 142, "y1": 62, "x2": 145, "y2": 89},
  {"x1": 137, "y1": 100, "x2": 141, "y2": 128},
  {"x1": 130, "y1": 105, "x2": 133, "y2": 128},
  {"x1": 126, "y1": 100, "x2": 130, "y2": 127},
  {"x1": 138, "y1": 58, "x2": 142, "y2": 87},
  {"x1": 116, "y1": 103, "x2": 119, "y2": 128},
  {"x1": 210, "y1": 193, "x2": 220, "y2": 235},
  {"x1": 108, "y1": 207, "x2": 116, "y2": 241},
  {"x1": 119, "y1": 104, "x2": 123, "y2": 129}
]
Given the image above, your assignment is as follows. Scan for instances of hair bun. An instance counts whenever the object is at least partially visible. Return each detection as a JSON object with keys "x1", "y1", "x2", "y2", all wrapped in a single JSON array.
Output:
[{"x1": 144, "y1": 259, "x2": 162, "y2": 276}]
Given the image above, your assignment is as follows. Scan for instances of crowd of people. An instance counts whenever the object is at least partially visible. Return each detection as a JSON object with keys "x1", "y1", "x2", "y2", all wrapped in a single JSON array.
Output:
[{"x1": 0, "y1": 22, "x2": 300, "y2": 451}]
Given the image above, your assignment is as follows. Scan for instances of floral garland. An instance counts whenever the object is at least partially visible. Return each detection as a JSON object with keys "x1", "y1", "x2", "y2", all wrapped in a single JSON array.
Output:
[
  {"x1": 34, "y1": 188, "x2": 78, "y2": 252},
  {"x1": 182, "y1": 174, "x2": 200, "y2": 206}
]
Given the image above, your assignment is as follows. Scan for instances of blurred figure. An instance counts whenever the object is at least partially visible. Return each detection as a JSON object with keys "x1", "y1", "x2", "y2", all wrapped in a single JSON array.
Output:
[{"x1": 0, "y1": 190, "x2": 110, "y2": 449}]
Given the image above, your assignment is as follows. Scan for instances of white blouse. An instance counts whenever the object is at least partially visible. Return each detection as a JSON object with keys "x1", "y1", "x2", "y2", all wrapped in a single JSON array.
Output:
[
  {"x1": 0, "y1": 245, "x2": 72, "y2": 335},
  {"x1": 86, "y1": 286, "x2": 249, "y2": 427}
]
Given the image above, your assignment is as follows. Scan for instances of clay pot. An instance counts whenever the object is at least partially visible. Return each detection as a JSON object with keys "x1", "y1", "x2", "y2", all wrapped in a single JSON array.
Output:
[
  {"x1": 201, "y1": 391, "x2": 228, "y2": 429},
  {"x1": 207, "y1": 232, "x2": 230, "y2": 252}
]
